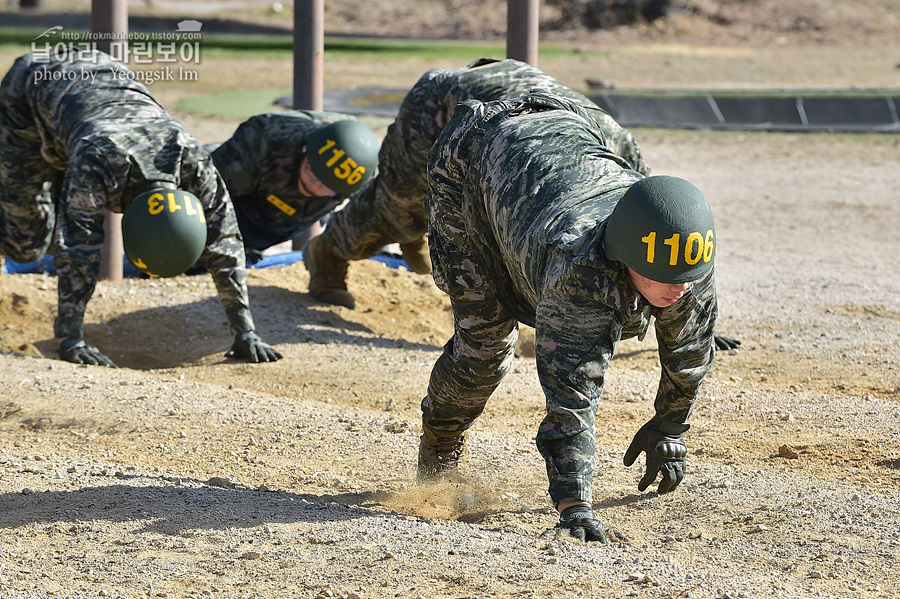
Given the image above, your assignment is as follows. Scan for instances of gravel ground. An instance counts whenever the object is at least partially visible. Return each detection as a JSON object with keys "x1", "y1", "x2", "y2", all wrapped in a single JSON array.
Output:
[{"x1": 2, "y1": 1, "x2": 900, "y2": 598}]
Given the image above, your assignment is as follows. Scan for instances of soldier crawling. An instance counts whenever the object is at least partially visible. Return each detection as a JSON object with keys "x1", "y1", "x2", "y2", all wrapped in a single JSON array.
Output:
[
  {"x1": 304, "y1": 57, "x2": 739, "y2": 352},
  {"x1": 0, "y1": 51, "x2": 281, "y2": 366},
  {"x1": 207, "y1": 112, "x2": 379, "y2": 264},
  {"x1": 418, "y1": 92, "x2": 719, "y2": 542},
  {"x1": 303, "y1": 58, "x2": 650, "y2": 310}
]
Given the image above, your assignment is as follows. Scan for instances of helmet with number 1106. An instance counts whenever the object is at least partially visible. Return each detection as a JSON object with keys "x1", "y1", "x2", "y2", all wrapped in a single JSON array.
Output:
[
  {"x1": 602, "y1": 175, "x2": 715, "y2": 284},
  {"x1": 305, "y1": 120, "x2": 379, "y2": 196},
  {"x1": 122, "y1": 188, "x2": 208, "y2": 278}
]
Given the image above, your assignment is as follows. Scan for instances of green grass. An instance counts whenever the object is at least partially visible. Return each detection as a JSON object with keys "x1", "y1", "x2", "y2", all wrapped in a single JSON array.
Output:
[
  {"x1": 0, "y1": 27, "x2": 605, "y2": 61},
  {"x1": 176, "y1": 87, "x2": 407, "y2": 122},
  {"x1": 347, "y1": 90, "x2": 406, "y2": 108},
  {"x1": 176, "y1": 89, "x2": 290, "y2": 119},
  {"x1": 0, "y1": 28, "x2": 47, "y2": 47},
  {"x1": 200, "y1": 34, "x2": 511, "y2": 59},
  {"x1": 597, "y1": 88, "x2": 900, "y2": 98}
]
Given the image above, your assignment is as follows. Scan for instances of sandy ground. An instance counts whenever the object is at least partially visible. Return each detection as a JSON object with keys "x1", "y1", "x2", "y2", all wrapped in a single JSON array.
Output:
[{"x1": 2, "y1": 2, "x2": 900, "y2": 598}]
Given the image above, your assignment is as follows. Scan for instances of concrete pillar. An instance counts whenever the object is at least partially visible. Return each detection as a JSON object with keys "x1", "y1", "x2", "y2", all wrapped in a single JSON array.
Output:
[
  {"x1": 506, "y1": 0, "x2": 540, "y2": 66},
  {"x1": 92, "y1": 0, "x2": 128, "y2": 281},
  {"x1": 292, "y1": 0, "x2": 325, "y2": 251},
  {"x1": 293, "y1": 0, "x2": 324, "y2": 112}
]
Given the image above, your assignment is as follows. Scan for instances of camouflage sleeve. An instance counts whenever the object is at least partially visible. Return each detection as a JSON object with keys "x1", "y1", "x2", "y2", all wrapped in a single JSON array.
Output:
[
  {"x1": 652, "y1": 266, "x2": 718, "y2": 422},
  {"x1": 209, "y1": 117, "x2": 265, "y2": 200},
  {"x1": 582, "y1": 105, "x2": 651, "y2": 177},
  {"x1": 187, "y1": 149, "x2": 256, "y2": 336},
  {"x1": 52, "y1": 163, "x2": 109, "y2": 340},
  {"x1": 53, "y1": 141, "x2": 256, "y2": 339},
  {"x1": 532, "y1": 255, "x2": 624, "y2": 505}
]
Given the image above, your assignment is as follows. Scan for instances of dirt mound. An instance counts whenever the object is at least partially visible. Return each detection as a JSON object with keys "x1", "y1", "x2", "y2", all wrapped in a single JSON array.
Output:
[{"x1": 2, "y1": 4, "x2": 900, "y2": 597}]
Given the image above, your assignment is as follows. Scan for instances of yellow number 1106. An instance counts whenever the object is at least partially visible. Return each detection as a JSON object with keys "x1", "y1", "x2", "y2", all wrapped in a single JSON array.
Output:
[{"x1": 641, "y1": 230, "x2": 715, "y2": 266}]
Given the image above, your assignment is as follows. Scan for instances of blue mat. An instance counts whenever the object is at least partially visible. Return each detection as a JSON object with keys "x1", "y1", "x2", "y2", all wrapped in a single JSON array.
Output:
[{"x1": 2, "y1": 251, "x2": 412, "y2": 275}]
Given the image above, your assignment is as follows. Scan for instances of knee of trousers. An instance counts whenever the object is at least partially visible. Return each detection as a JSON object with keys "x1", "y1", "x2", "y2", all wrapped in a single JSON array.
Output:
[
  {"x1": 427, "y1": 346, "x2": 514, "y2": 402},
  {"x1": 0, "y1": 226, "x2": 53, "y2": 263}
]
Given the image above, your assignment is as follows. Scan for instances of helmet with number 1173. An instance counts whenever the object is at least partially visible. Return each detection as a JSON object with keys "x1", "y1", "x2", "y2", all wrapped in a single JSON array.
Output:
[
  {"x1": 602, "y1": 175, "x2": 715, "y2": 284},
  {"x1": 305, "y1": 120, "x2": 379, "y2": 196}
]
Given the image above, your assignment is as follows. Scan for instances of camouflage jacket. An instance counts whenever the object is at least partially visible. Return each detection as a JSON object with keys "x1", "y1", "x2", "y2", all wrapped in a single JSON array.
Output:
[
  {"x1": 3, "y1": 52, "x2": 255, "y2": 339},
  {"x1": 320, "y1": 57, "x2": 649, "y2": 261},
  {"x1": 210, "y1": 111, "x2": 360, "y2": 252},
  {"x1": 427, "y1": 93, "x2": 717, "y2": 501},
  {"x1": 384, "y1": 56, "x2": 649, "y2": 205}
]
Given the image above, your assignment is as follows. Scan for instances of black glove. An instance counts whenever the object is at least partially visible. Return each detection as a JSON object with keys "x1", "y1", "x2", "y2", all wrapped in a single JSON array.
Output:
[
  {"x1": 541, "y1": 505, "x2": 629, "y2": 544},
  {"x1": 623, "y1": 418, "x2": 690, "y2": 494},
  {"x1": 225, "y1": 331, "x2": 283, "y2": 363},
  {"x1": 58, "y1": 338, "x2": 118, "y2": 368},
  {"x1": 714, "y1": 332, "x2": 741, "y2": 351}
]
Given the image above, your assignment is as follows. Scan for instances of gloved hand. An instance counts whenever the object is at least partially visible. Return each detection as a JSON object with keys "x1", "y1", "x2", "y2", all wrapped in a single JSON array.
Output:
[
  {"x1": 623, "y1": 418, "x2": 690, "y2": 494},
  {"x1": 58, "y1": 338, "x2": 118, "y2": 368},
  {"x1": 714, "y1": 332, "x2": 741, "y2": 351},
  {"x1": 541, "y1": 505, "x2": 629, "y2": 544},
  {"x1": 225, "y1": 331, "x2": 283, "y2": 363}
]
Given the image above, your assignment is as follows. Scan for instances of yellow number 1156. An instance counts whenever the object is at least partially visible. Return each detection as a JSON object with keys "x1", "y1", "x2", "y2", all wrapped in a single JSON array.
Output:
[{"x1": 317, "y1": 139, "x2": 368, "y2": 186}]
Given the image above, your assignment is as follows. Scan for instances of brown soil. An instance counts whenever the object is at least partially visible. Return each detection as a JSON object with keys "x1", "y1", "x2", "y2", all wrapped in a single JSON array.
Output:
[{"x1": 1, "y1": 2, "x2": 900, "y2": 598}]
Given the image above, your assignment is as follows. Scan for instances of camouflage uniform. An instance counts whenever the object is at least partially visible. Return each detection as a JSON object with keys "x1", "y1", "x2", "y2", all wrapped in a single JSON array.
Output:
[
  {"x1": 0, "y1": 52, "x2": 257, "y2": 341},
  {"x1": 208, "y1": 111, "x2": 363, "y2": 258},
  {"x1": 424, "y1": 92, "x2": 717, "y2": 506},
  {"x1": 320, "y1": 57, "x2": 649, "y2": 262}
]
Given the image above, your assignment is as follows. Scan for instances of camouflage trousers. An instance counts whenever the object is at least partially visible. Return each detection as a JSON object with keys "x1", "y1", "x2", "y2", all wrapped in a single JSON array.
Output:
[
  {"x1": 0, "y1": 60, "x2": 57, "y2": 262},
  {"x1": 319, "y1": 93, "x2": 434, "y2": 262},
  {"x1": 423, "y1": 99, "x2": 613, "y2": 505},
  {"x1": 322, "y1": 169, "x2": 428, "y2": 262},
  {"x1": 422, "y1": 99, "x2": 522, "y2": 430}
]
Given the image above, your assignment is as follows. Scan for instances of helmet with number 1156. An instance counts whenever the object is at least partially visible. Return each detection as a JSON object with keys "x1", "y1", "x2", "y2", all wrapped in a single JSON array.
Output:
[
  {"x1": 122, "y1": 188, "x2": 208, "y2": 278},
  {"x1": 602, "y1": 175, "x2": 715, "y2": 284},
  {"x1": 305, "y1": 120, "x2": 379, "y2": 196}
]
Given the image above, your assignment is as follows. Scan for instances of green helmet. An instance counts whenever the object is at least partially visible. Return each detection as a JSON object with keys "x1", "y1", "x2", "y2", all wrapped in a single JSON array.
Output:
[
  {"x1": 122, "y1": 188, "x2": 208, "y2": 278},
  {"x1": 601, "y1": 176, "x2": 715, "y2": 284},
  {"x1": 306, "y1": 120, "x2": 379, "y2": 196}
]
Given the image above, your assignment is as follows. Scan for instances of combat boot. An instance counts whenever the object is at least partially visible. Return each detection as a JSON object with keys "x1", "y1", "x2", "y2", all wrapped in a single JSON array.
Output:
[
  {"x1": 417, "y1": 423, "x2": 468, "y2": 482},
  {"x1": 399, "y1": 237, "x2": 432, "y2": 274},
  {"x1": 303, "y1": 235, "x2": 356, "y2": 309}
]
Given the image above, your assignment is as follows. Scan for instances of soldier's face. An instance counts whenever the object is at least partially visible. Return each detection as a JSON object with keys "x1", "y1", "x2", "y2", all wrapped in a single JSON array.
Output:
[
  {"x1": 298, "y1": 157, "x2": 337, "y2": 198},
  {"x1": 627, "y1": 267, "x2": 690, "y2": 308}
]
